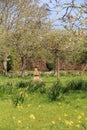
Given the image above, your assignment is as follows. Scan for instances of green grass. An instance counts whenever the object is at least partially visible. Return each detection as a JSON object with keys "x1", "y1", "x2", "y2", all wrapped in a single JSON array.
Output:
[{"x1": 0, "y1": 75, "x2": 87, "y2": 130}]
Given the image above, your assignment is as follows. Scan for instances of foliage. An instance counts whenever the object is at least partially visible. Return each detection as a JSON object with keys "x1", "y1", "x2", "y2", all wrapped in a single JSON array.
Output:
[
  {"x1": 78, "y1": 39, "x2": 87, "y2": 64},
  {"x1": 27, "y1": 81, "x2": 46, "y2": 94},
  {"x1": 12, "y1": 91, "x2": 25, "y2": 107},
  {"x1": 0, "y1": 0, "x2": 50, "y2": 74},
  {"x1": 16, "y1": 80, "x2": 46, "y2": 93},
  {"x1": 7, "y1": 56, "x2": 13, "y2": 71},
  {"x1": 0, "y1": 82, "x2": 14, "y2": 95},
  {"x1": 64, "y1": 79, "x2": 87, "y2": 93},
  {"x1": 46, "y1": 62, "x2": 54, "y2": 71},
  {"x1": 17, "y1": 81, "x2": 29, "y2": 88},
  {"x1": 0, "y1": 0, "x2": 87, "y2": 73},
  {"x1": 47, "y1": 80, "x2": 63, "y2": 101},
  {"x1": 80, "y1": 50, "x2": 87, "y2": 64}
]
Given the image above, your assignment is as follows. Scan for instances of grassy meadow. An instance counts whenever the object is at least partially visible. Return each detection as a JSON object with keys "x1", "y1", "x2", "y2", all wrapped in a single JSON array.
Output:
[{"x1": 0, "y1": 74, "x2": 87, "y2": 130}]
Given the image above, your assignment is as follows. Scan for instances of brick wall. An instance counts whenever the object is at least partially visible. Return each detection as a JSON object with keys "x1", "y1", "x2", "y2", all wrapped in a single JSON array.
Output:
[{"x1": 0, "y1": 59, "x2": 87, "y2": 71}]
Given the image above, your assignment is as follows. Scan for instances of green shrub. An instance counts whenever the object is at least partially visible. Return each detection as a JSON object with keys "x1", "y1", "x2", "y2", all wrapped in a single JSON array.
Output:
[
  {"x1": 64, "y1": 79, "x2": 87, "y2": 93},
  {"x1": 17, "y1": 81, "x2": 29, "y2": 88},
  {"x1": 0, "y1": 82, "x2": 14, "y2": 95},
  {"x1": 82, "y1": 80, "x2": 87, "y2": 90},
  {"x1": 12, "y1": 91, "x2": 25, "y2": 107},
  {"x1": 46, "y1": 62, "x2": 54, "y2": 71},
  {"x1": 27, "y1": 81, "x2": 46, "y2": 93},
  {"x1": 7, "y1": 56, "x2": 13, "y2": 72},
  {"x1": 0, "y1": 85, "x2": 6, "y2": 94},
  {"x1": 47, "y1": 80, "x2": 63, "y2": 101}
]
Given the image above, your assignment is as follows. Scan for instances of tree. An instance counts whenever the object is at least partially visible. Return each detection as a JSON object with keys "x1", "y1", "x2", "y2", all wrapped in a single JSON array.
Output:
[
  {"x1": 9, "y1": 0, "x2": 50, "y2": 76},
  {"x1": 43, "y1": 29, "x2": 74, "y2": 79},
  {"x1": 73, "y1": 35, "x2": 87, "y2": 74},
  {"x1": 0, "y1": 28, "x2": 11, "y2": 75},
  {"x1": 0, "y1": 0, "x2": 16, "y2": 75},
  {"x1": 41, "y1": 0, "x2": 87, "y2": 74}
]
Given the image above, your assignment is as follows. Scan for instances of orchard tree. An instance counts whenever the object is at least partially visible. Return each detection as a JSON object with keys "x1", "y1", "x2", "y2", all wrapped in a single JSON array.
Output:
[
  {"x1": 0, "y1": 29, "x2": 10, "y2": 74},
  {"x1": 41, "y1": 0, "x2": 87, "y2": 74},
  {"x1": 9, "y1": 0, "x2": 50, "y2": 76},
  {"x1": 72, "y1": 35, "x2": 87, "y2": 74},
  {"x1": 43, "y1": 28, "x2": 84, "y2": 79},
  {"x1": 0, "y1": 0, "x2": 16, "y2": 75},
  {"x1": 43, "y1": 29, "x2": 74, "y2": 79}
]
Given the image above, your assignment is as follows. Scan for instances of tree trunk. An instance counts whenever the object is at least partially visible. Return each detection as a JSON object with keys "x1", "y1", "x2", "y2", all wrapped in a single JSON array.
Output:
[
  {"x1": 81, "y1": 63, "x2": 87, "y2": 75},
  {"x1": 3, "y1": 54, "x2": 8, "y2": 75},
  {"x1": 21, "y1": 56, "x2": 25, "y2": 77},
  {"x1": 53, "y1": 57, "x2": 56, "y2": 75},
  {"x1": 57, "y1": 57, "x2": 60, "y2": 80},
  {"x1": 3, "y1": 60, "x2": 7, "y2": 75}
]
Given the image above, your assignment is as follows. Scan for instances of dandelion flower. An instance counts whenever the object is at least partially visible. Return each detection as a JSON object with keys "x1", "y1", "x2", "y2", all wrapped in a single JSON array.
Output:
[
  {"x1": 38, "y1": 105, "x2": 41, "y2": 108},
  {"x1": 85, "y1": 118, "x2": 87, "y2": 120},
  {"x1": 17, "y1": 104, "x2": 23, "y2": 109},
  {"x1": 78, "y1": 120, "x2": 81, "y2": 123},
  {"x1": 78, "y1": 115, "x2": 82, "y2": 120},
  {"x1": 17, "y1": 104, "x2": 20, "y2": 108},
  {"x1": 81, "y1": 112, "x2": 84, "y2": 116},
  {"x1": 12, "y1": 116, "x2": 16, "y2": 120},
  {"x1": 29, "y1": 114, "x2": 36, "y2": 120},
  {"x1": 28, "y1": 104, "x2": 31, "y2": 107},
  {"x1": 18, "y1": 120, "x2": 22, "y2": 124},
  {"x1": 59, "y1": 117, "x2": 61, "y2": 121},
  {"x1": 65, "y1": 120, "x2": 73, "y2": 126},
  {"x1": 76, "y1": 124, "x2": 80, "y2": 128},
  {"x1": 51, "y1": 121, "x2": 56, "y2": 125},
  {"x1": 64, "y1": 113, "x2": 68, "y2": 117}
]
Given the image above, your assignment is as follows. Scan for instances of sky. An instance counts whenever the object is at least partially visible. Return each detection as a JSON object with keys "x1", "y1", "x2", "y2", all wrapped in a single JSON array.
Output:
[{"x1": 40, "y1": 0, "x2": 87, "y2": 30}]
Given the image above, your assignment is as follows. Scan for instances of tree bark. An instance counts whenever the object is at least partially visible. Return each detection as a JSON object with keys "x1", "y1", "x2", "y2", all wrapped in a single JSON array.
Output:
[
  {"x1": 3, "y1": 54, "x2": 8, "y2": 75},
  {"x1": 81, "y1": 63, "x2": 87, "y2": 75},
  {"x1": 57, "y1": 57, "x2": 60, "y2": 80},
  {"x1": 3, "y1": 60, "x2": 7, "y2": 75},
  {"x1": 53, "y1": 57, "x2": 56, "y2": 75},
  {"x1": 21, "y1": 56, "x2": 25, "y2": 77}
]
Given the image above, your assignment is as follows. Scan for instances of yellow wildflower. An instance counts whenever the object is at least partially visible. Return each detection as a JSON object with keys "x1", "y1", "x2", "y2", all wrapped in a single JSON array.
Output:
[
  {"x1": 58, "y1": 102, "x2": 61, "y2": 105},
  {"x1": 18, "y1": 120, "x2": 22, "y2": 124},
  {"x1": 59, "y1": 117, "x2": 61, "y2": 121},
  {"x1": 76, "y1": 124, "x2": 80, "y2": 128},
  {"x1": 67, "y1": 104, "x2": 70, "y2": 107},
  {"x1": 17, "y1": 104, "x2": 23, "y2": 109},
  {"x1": 29, "y1": 114, "x2": 36, "y2": 120},
  {"x1": 74, "y1": 110, "x2": 77, "y2": 112},
  {"x1": 28, "y1": 104, "x2": 31, "y2": 107},
  {"x1": 78, "y1": 120, "x2": 81, "y2": 123},
  {"x1": 65, "y1": 120, "x2": 73, "y2": 126},
  {"x1": 85, "y1": 118, "x2": 87, "y2": 120},
  {"x1": 12, "y1": 116, "x2": 16, "y2": 120},
  {"x1": 38, "y1": 105, "x2": 41, "y2": 108},
  {"x1": 64, "y1": 113, "x2": 68, "y2": 117},
  {"x1": 81, "y1": 112, "x2": 84, "y2": 116},
  {"x1": 78, "y1": 115, "x2": 82, "y2": 120},
  {"x1": 51, "y1": 121, "x2": 56, "y2": 125}
]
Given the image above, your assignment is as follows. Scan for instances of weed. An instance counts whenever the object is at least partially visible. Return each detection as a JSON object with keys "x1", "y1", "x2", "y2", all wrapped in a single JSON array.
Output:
[
  {"x1": 12, "y1": 90, "x2": 25, "y2": 107},
  {"x1": 47, "y1": 80, "x2": 63, "y2": 101}
]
